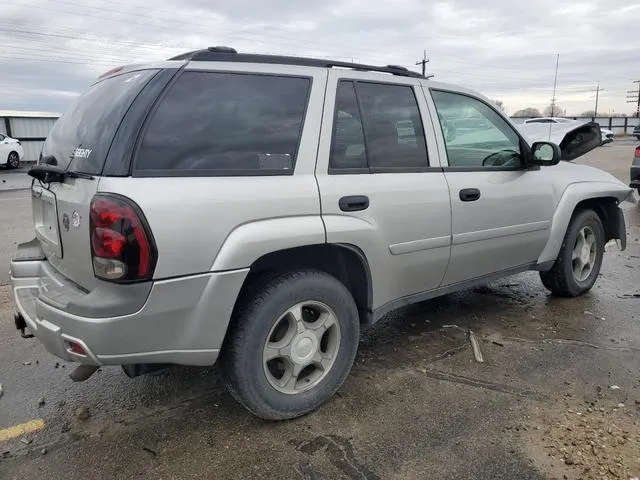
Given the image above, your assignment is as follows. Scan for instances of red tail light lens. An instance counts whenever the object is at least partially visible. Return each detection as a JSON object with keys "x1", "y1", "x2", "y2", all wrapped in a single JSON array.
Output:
[
  {"x1": 635, "y1": 146, "x2": 640, "y2": 157},
  {"x1": 90, "y1": 194, "x2": 156, "y2": 282}
]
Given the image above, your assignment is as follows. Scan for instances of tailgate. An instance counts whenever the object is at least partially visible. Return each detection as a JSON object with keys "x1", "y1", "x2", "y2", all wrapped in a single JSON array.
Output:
[
  {"x1": 32, "y1": 68, "x2": 161, "y2": 290},
  {"x1": 32, "y1": 179, "x2": 99, "y2": 290}
]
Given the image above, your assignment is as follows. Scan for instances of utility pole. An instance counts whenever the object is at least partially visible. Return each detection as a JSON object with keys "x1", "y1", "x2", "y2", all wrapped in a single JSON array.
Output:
[
  {"x1": 416, "y1": 50, "x2": 429, "y2": 77},
  {"x1": 627, "y1": 80, "x2": 640, "y2": 117},
  {"x1": 593, "y1": 82, "x2": 602, "y2": 117},
  {"x1": 550, "y1": 53, "x2": 560, "y2": 117}
]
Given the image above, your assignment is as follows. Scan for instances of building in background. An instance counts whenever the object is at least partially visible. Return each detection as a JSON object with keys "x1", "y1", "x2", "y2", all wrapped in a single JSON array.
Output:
[{"x1": 0, "y1": 111, "x2": 59, "y2": 162}]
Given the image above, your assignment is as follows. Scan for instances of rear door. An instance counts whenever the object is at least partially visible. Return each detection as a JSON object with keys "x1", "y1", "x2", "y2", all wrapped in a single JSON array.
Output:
[
  {"x1": 33, "y1": 69, "x2": 161, "y2": 290},
  {"x1": 316, "y1": 71, "x2": 451, "y2": 311}
]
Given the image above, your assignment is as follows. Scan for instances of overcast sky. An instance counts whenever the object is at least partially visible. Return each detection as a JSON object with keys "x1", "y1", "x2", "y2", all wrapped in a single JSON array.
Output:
[{"x1": 1, "y1": 0, "x2": 638, "y2": 116}]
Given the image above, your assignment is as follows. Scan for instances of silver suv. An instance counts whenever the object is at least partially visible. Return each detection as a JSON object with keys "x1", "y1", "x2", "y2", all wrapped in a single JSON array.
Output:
[{"x1": 11, "y1": 47, "x2": 632, "y2": 420}]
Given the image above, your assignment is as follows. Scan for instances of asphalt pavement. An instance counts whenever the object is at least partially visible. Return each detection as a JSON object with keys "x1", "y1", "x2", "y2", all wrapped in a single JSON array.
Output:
[{"x1": 0, "y1": 143, "x2": 638, "y2": 480}]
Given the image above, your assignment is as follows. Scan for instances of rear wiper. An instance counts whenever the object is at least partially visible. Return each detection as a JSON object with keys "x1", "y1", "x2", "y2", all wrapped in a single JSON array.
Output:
[{"x1": 28, "y1": 164, "x2": 95, "y2": 183}]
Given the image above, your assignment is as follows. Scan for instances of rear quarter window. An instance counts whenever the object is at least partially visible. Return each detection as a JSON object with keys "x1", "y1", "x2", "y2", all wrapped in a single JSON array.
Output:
[{"x1": 134, "y1": 71, "x2": 311, "y2": 176}]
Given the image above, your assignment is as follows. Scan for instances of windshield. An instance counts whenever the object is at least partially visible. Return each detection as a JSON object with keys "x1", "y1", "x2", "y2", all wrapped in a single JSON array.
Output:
[{"x1": 41, "y1": 69, "x2": 158, "y2": 175}]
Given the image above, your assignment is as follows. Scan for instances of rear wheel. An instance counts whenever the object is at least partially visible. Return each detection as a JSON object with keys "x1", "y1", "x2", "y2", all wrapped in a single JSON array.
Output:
[
  {"x1": 540, "y1": 209, "x2": 605, "y2": 297},
  {"x1": 222, "y1": 270, "x2": 360, "y2": 420},
  {"x1": 7, "y1": 152, "x2": 19, "y2": 169}
]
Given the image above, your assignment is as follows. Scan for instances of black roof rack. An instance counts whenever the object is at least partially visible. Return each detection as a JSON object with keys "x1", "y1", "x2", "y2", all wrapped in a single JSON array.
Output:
[{"x1": 168, "y1": 46, "x2": 425, "y2": 79}]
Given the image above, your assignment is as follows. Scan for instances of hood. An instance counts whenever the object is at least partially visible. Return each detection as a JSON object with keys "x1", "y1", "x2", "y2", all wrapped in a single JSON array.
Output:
[
  {"x1": 515, "y1": 119, "x2": 589, "y2": 144},
  {"x1": 516, "y1": 120, "x2": 602, "y2": 161}
]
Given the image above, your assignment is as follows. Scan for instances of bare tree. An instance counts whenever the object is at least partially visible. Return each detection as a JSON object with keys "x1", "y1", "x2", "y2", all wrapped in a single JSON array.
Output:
[
  {"x1": 580, "y1": 110, "x2": 596, "y2": 117},
  {"x1": 493, "y1": 100, "x2": 505, "y2": 112},
  {"x1": 543, "y1": 104, "x2": 565, "y2": 117},
  {"x1": 512, "y1": 107, "x2": 541, "y2": 118}
]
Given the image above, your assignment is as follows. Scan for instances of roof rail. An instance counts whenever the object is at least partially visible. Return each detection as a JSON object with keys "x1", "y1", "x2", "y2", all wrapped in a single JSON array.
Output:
[{"x1": 167, "y1": 47, "x2": 425, "y2": 79}]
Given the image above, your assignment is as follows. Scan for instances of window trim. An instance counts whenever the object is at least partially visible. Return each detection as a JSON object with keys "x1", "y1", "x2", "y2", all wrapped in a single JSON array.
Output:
[
  {"x1": 429, "y1": 88, "x2": 533, "y2": 172},
  {"x1": 328, "y1": 79, "x2": 431, "y2": 174},
  {"x1": 131, "y1": 69, "x2": 313, "y2": 177}
]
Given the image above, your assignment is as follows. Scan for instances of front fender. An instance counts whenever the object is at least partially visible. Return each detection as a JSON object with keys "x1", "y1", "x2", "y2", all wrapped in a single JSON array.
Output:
[
  {"x1": 210, "y1": 216, "x2": 326, "y2": 271},
  {"x1": 537, "y1": 182, "x2": 631, "y2": 265}
]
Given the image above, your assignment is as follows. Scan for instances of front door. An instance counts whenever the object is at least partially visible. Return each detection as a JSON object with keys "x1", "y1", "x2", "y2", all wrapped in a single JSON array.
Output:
[
  {"x1": 426, "y1": 88, "x2": 555, "y2": 285},
  {"x1": 316, "y1": 71, "x2": 451, "y2": 310}
]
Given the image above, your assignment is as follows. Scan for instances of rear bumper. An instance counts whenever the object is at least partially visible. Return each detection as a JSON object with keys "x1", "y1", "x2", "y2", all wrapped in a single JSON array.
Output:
[{"x1": 11, "y1": 255, "x2": 248, "y2": 367}]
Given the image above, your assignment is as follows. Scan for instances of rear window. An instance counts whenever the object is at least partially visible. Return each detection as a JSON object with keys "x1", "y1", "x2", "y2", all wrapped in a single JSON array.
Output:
[
  {"x1": 134, "y1": 71, "x2": 311, "y2": 176},
  {"x1": 41, "y1": 69, "x2": 159, "y2": 175}
]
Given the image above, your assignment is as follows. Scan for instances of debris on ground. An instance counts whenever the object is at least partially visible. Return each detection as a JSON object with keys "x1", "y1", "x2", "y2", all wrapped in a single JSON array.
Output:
[
  {"x1": 22, "y1": 361, "x2": 31, "y2": 366},
  {"x1": 609, "y1": 385, "x2": 621, "y2": 390},
  {"x1": 524, "y1": 393, "x2": 640, "y2": 480},
  {"x1": 142, "y1": 446, "x2": 158, "y2": 457},
  {"x1": 468, "y1": 331, "x2": 484, "y2": 363},
  {"x1": 37, "y1": 397, "x2": 45, "y2": 407},
  {"x1": 0, "y1": 383, "x2": 3, "y2": 399},
  {"x1": 41, "y1": 448, "x2": 47, "y2": 456},
  {"x1": 19, "y1": 437, "x2": 32, "y2": 445},
  {"x1": 617, "y1": 294, "x2": 640, "y2": 299},
  {"x1": 442, "y1": 325, "x2": 484, "y2": 363},
  {"x1": 75, "y1": 406, "x2": 90, "y2": 421}
]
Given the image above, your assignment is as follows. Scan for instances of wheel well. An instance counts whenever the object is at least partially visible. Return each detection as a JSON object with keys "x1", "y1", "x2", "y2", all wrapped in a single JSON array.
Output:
[
  {"x1": 574, "y1": 197, "x2": 621, "y2": 242},
  {"x1": 241, "y1": 244, "x2": 372, "y2": 324}
]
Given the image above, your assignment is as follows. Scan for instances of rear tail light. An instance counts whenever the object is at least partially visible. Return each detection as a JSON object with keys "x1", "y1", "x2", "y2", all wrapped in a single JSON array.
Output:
[
  {"x1": 635, "y1": 146, "x2": 640, "y2": 158},
  {"x1": 90, "y1": 194, "x2": 157, "y2": 282}
]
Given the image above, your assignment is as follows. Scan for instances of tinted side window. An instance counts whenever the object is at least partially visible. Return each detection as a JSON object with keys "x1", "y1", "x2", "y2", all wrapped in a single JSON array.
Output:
[
  {"x1": 329, "y1": 81, "x2": 428, "y2": 172},
  {"x1": 330, "y1": 81, "x2": 367, "y2": 170},
  {"x1": 136, "y1": 72, "x2": 310, "y2": 175},
  {"x1": 357, "y1": 82, "x2": 428, "y2": 170},
  {"x1": 431, "y1": 90, "x2": 522, "y2": 169}
]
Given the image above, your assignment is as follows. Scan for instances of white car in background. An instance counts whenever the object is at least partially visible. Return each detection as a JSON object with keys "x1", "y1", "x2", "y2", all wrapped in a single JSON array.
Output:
[
  {"x1": 522, "y1": 117, "x2": 614, "y2": 145},
  {"x1": 0, "y1": 133, "x2": 24, "y2": 168}
]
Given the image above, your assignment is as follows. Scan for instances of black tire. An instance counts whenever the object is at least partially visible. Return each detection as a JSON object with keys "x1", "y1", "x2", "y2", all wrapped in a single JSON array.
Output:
[
  {"x1": 540, "y1": 209, "x2": 605, "y2": 297},
  {"x1": 7, "y1": 151, "x2": 19, "y2": 169},
  {"x1": 222, "y1": 270, "x2": 360, "y2": 420}
]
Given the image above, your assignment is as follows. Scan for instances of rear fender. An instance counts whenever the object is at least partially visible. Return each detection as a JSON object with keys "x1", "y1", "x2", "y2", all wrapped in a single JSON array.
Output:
[
  {"x1": 210, "y1": 216, "x2": 326, "y2": 271},
  {"x1": 537, "y1": 182, "x2": 631, "y2": 265}
]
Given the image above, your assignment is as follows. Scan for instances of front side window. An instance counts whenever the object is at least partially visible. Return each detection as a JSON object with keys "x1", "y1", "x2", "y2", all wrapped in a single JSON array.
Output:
[
  {"x1": 431, "y1": 90, "x2": 523, "y2": 169},
  {"x1": 136, "y1": 71, "x2": 311, "y2": 175},
  {"x1": 330, "y1": 80, "x2": 428, "y2": 172}
]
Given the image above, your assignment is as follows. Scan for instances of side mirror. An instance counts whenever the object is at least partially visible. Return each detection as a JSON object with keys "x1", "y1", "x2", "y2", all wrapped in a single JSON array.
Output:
[{"x1": 530, "y1": 141, "x2": 561, "y2": 166}]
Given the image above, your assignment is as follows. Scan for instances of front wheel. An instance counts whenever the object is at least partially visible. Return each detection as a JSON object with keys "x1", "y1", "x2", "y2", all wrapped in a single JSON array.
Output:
[
  {"x1": 7, "y1": 152, "x2": 19, "y2": 169},
  {"x1": 540, "y1": 209, "x2": 605, "y2": 297},
  {"x1": 222, "y1": 270, "x2": 360, "y2": 420}
]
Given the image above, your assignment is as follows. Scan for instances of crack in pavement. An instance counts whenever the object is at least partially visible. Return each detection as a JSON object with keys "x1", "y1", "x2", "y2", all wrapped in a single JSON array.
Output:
[{"x1": 423, "y1": 369, "x2": 547, "y2": 401}]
